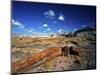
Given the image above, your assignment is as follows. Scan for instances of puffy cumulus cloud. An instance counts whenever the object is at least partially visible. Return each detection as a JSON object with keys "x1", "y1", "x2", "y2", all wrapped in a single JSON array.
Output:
[
  {"x1": 58, "y1": 14, "x2": 64, "y2": 21},
  {"x1": 42, "y1": 24, "x2": 48, "y2": 27},
  {"x1": 58, "y1": 29, "x2": 63, "y2": 33},
  {"x1": 44, "y1": 10, "x2": 55, "y2": 19},
  {"x1": 12, "y1": 19, "x2": 24, "y2": 28},
  {"x1": 47, "y1": 28, "x2": 51, "y2": 31},
  {"x1": 44, "y1": 10, "x2": 65, "y2": 22}
]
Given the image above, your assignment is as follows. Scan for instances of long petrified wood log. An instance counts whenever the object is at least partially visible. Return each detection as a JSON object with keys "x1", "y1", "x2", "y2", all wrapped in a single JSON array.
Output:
[{"x1": 12, "y1": 47, "x2": 62, "y2": 73}]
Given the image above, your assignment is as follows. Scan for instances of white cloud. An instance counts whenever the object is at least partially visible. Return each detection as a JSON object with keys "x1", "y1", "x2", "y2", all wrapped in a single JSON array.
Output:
[
  {"x1": 42, "y1": 24, "x2": 48, "y2": 27},
  {"x1": 44, "y1": 31, "x2": 47, "y2": 33},
  {"x1": 58, "y1": 29, "x2": 63, "y2": 33},
  {"x1": 47, "y1": 28, "x2": 51, "y2": 31},
  {"x1": 12, "y1": 19, "x2": 14, "y2": 23},
  {"x1": 58, "y1": 14, "x2": 64, "y2": 21},
  {"x1": 12, "y1": 19, "x2": 24, "y2": 28},
  {"x1": 74, "y1": 28, "x2": 78, "y2": 31},
  {"x1": 44, "y1": 10, "x2": 55, "y2": 19},
  {"x1": 25, "y1": 28, "x2": 33, "y2": 33},
  {"x1": 28, "y1": 30, "x2": 33, "y2": 33}
]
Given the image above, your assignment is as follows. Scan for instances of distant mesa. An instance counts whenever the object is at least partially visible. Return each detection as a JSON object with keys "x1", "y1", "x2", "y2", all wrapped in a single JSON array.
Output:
[
  {"x1": 73, "y1": 27, "x2": 96, "y2": 41},
  {"x1": 12, "y1": 26, "x2": 96, "y2": 39}
]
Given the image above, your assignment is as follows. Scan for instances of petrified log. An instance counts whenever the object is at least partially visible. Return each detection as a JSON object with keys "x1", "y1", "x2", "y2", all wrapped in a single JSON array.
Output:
[
  {"x1": 61, "y1": 46, "x2": 80, "y2": 56},
  {"x1": 12, "y1": 47, "x2": 61, "y2": 73}
]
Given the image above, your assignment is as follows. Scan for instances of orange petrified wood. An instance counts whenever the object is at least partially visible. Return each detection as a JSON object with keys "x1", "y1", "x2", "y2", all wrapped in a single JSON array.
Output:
[{"x1": 12, "y1": 47, "x2": 62, "y2": 73}]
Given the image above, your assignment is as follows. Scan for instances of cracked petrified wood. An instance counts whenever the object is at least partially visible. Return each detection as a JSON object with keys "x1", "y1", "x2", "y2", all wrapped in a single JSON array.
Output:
[{"x1": 12, "y1": 47, "x2": 62, "y2": 73}]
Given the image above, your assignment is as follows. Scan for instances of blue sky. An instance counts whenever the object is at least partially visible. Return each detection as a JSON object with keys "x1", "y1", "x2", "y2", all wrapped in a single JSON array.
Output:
[{"x1": 12, "y1": 1, "x2": 96, "y2": 36}]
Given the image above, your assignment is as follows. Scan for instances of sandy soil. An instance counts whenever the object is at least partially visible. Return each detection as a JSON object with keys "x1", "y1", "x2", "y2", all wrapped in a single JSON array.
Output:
[{"x1": 12, "y1": 36, "x2": 96, "y2": 73}]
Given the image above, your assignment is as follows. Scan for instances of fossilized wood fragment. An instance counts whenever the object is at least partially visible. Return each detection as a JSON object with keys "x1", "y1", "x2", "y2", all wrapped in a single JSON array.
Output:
[{"x1": 12, "y1": 47, "x2": 61, "y2": 73}]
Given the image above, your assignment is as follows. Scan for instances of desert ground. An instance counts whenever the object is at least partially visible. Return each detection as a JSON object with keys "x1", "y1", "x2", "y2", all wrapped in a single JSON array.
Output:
[{"x1": 12, "y1": 36, "x2": 96, "y2": 74}]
